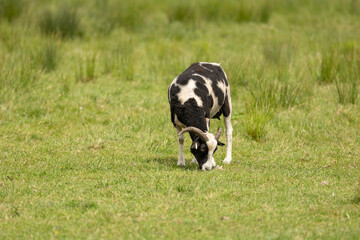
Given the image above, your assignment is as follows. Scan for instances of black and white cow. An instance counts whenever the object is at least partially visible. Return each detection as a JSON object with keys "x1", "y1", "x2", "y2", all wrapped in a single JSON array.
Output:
[{"x1": 168, "y1": 62, "x2": 232, "y2": 170}]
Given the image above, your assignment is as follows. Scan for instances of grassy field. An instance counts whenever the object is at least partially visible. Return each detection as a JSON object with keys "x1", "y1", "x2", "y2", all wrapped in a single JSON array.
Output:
[{"x1": 1, "y1": 0, "x2": 360, "y2": 239}]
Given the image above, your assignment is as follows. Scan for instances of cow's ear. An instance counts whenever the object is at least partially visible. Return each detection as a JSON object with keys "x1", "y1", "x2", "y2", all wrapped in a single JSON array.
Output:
[{"x1": 217, "y1": 140, "x2": 225, "y2": 147}]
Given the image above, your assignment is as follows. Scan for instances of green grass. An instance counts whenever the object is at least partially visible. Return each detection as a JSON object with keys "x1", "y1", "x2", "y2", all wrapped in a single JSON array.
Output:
[
  {"x1": 38, "y1": 5, "x2": 81, "y2": 38},
  {"x1": 317, "y1": 42, "x2": 360, "y2": 104},
  {"x1": 75, "y1": 53, "x2": 97, "y2": 82},
  {"x1": 0, "y1": 0, "x2": 23, "y2": 22},
  {"x1": 37, "y1": 41, "x2": 60, "y2": 72},
  {"x1": 1, "y1": 0, "x2": 360, "y2": 239}
]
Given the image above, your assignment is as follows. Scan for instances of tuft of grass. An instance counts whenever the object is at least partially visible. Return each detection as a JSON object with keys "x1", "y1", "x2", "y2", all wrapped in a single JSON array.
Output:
[
  {"x1": 75, "y1": 54, "x2": 97, "y2": 82},
  {"x1": 258, "y1": 1, "x2": 272, "y2": 22},
  {"x1": 0, "y1": 0, "x2": 22, "y2": 22},
  {"x1": 0, "y1": 56, "x2": 39, "y2": 105},
  {"x1": 318, "y1": 47, "x2": 338, "y2": 84},
  {"x1": 247, "y1": 78, "x2": 308, "y2": 111},
  {"x1": 102, "y1": 42, "x2": 135, "y2": 81},
  {"x1": 263, "y1": 41, "x2": 292, "y2": 66},
  {"x1": 0, "y1": 56, "x2": 37, "y2": 94},
  {"x1": 235, "y1": 4, "x2": 253, "y2": 23},
  {"x1": 335, "y1": 77, "x2": 359, "y2": 105},
  {"x1": 15, "y1": 63, "x2": 37, "y2": 90},
  {"x1": 335, "y1": 60, "x2": 359, "y2": 105},
  {"x1": 278, "y1": 79, "x2": 310, "y2": 109},
  {"x1": 335, "y1": 43, "x2": 360, "y2": 105},
  {"x1": 109, "y1": 1, "x2": 146, "y2": 30},
  {"x1": 242, "y1": 63, "x2": 311, "y2": 141},
  {"x1": 167, "y1": 0, "x2": 272, "y2": 24},
  {"x1": 225, "y1": 59, "x2": 248, "y2": 88},
  {"x1": 235, "y1": 1, "x2": 272, "y2": 23},
  {"x1": 318, "y1": 43, "x2": 360, "y2": 86},
  {"x1": 39, "y1": 41, "x2": 59, "y2": 72},
  {"x1": 90, "y1": 0, "x2": 116, "y2": 35},
  {"x1": 244, "y1": 106, "x2": 273, "y2": 142},
  {"x1": 349, "y1": 0, "x2": 360, "y2": 14},
  {"x1": 85, "y1": 55, "x2": 96, "y2": 81},
  {"x1": 168, "y1": 2, "x2": 197, "y2": 23},
  {"x1": 243, "y1": 81, "x2": 275, "y2": 142},
  {"x1": 320, "y1": 42, "x2": 360, "y2": 104},
  {"x1": 38, "y1": 6, "x2": 81, "y2": 38}
]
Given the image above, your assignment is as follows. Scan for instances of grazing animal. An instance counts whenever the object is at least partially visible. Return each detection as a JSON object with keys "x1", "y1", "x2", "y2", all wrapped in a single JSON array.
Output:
[{"x1": 168, "y1": 62, "x2": 233, "y2": 170}]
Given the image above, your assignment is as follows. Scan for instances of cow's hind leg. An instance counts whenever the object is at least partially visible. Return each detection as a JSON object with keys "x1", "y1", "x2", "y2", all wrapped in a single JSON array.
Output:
[{"x1": 176, "y1": 126, "x2": 185, "y2": 166}]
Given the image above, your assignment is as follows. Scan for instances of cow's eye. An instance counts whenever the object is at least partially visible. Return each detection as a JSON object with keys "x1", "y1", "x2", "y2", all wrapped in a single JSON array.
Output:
[{"x1": 200, "y1": 145, "x2": 206, "y2": 152}]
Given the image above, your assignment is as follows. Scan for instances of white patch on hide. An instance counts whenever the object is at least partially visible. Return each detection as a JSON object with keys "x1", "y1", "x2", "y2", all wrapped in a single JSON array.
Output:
[
  {"x1": 217, "y1": 81, "x2": 227, "y2": 96},
  {"x1": 199, "y1": 62, "x2": 220, "y2": 66},
  {"x1": 176, "y1": 79, "x2": 203, "y2": 107}
]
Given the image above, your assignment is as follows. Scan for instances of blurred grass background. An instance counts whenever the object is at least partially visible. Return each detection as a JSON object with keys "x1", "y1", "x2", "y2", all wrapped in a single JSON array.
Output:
[{"x1": 0, "y1": 0, "x2": 360, "y2": 239}]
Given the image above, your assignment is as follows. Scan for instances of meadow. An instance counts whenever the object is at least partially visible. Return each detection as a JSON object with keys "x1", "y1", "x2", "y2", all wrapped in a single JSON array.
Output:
[{"x1": 0, "y1": 0, "x2": 360, "y2": 239}]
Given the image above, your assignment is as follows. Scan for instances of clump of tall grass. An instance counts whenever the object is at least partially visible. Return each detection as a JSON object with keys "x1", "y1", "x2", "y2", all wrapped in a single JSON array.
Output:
[
  {"x1": 318, "y1": 47, "x2": 338, "y2": 84},
  {"x1": 102, "y1": 42, "x2": 135, "y2": 81},
  {"x1": 242, "y1": 65, "x2": 311, "y2": 141},
  {"x1": 105, "y1": 1, "x2": 148, "y2": 30},
  {"x1": 75, "y1": 54, "x2": 97, "y2": 82},
  {"x1": 113, "y1": 7, "x2": 143, "y2": 29},
  {"x1": 120, "y1": 55, "x2": 135, "y2": 81},
  {"x1": 257, "y1": 2, "x2": 272, "y2": 23},
  {"x1": 318, "y1": 43, "x2": 360, "y2": 104},
  {"x1": 318, "y1": 43, "x2": 360, "y2": 83},
  {"x1": 224, "y1": 59, "x2": 248, "y2": 88},
  {"x1": 335, "y1": 76, "x2": 359, "y2": 105},
  {"x1": 263, "y1": 41, "x2": 292, "y2": 67},
  {"x1": 87, "y1": 0, "x2": 274, "y2": 33},
  {"x1": 243, "y1": 81, "x2": 307, "y2": 142},
  {"x1": 166, "y1": 0, "x2": 272, "y2": 24},
  {"x1": 39, "y1": 6, "x2": 81, "y2": 38},
  {"x1": 39, "y1": 41, "x2": 59, "y2": 72},
  {"x1": 248, "y1": 78, "x2": 309, "y2": 110},
  {"x1": 334, "y1": 45, "x2": 360, "y2": 105},
  {"x1": 89, "y1": 0, "x2": 115, "y2": 34},
  {"x1": 168, "y1": 2, "x2": 197, "y2": 23},
  {"x1": 244, "y1": 98, "x2": 273, "y2": 142},
  {"x1": 235, "y1": 1, "x2": 272, "y2": 23},
  {"x1": 0, "y1": 0, "x2": 22, "y2": 22},
  {"x1": 241, "y1": 82, "x2": 273, "y2": 142},
  {"x1": 0, "y1": 55, "x2": 38, "y2": 101}
]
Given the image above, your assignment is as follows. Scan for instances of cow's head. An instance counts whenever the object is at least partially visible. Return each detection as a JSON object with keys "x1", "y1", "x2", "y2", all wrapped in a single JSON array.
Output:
[{"x1": 179, "y1": 127, "x2": 224, "y2": 170}]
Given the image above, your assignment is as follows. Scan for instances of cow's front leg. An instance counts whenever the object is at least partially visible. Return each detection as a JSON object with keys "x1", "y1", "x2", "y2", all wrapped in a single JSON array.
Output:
[
  {"x1": 176, "y1": 126, "x2": 185, "y2": 166},
  {"x1": 223, "y1": 114, "x2": 233, "y2": 164}
]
